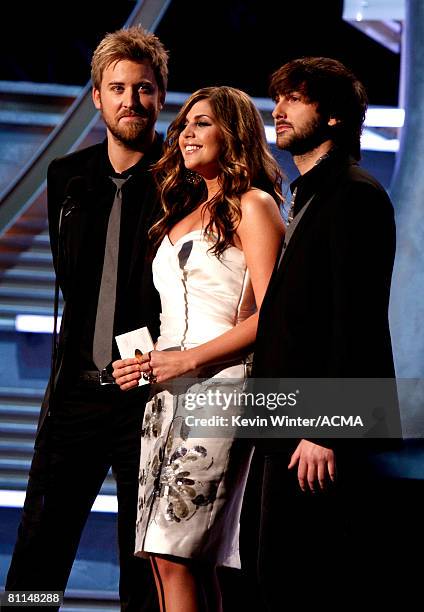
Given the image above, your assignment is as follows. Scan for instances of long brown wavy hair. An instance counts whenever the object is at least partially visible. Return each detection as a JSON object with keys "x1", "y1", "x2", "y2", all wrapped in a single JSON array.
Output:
[{"x1": 150, "y1": 86, "x2": 283, "y2": 256}]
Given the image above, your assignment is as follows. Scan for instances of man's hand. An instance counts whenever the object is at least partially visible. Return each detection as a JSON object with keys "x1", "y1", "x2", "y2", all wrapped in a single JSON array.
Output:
[
  {"x1": 112, "y1": 357, "x2": 141, "y2": 391},
  {"x1": 288, "y1": 439, "x2": 336, "y2": 492}
]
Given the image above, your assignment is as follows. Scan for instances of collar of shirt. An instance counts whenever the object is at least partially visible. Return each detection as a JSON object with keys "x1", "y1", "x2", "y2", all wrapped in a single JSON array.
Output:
[
  {"x1": 100, "y1": 132, "x2": 164, "y2": 181},
  {"x1": 289, "y1": 148, "x2": 348, "y2": 216}
]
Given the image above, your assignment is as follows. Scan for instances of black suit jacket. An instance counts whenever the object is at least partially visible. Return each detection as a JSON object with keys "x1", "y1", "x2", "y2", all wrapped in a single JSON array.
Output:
[
  {"x1": 37, "y1": 138, "x2": 162, "y2": 434},
  {"x1": 252, "y1": 151, "x2": 397, "y2": 452}
]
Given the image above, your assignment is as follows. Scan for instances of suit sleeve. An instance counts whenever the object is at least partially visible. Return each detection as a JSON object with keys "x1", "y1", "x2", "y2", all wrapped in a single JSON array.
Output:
[
  {"x1": 329, "y1": 179, "x2": 395, "y2": 377},
  {"x1": 307, "y1": 179, "x2": 396, "y2": 451}
]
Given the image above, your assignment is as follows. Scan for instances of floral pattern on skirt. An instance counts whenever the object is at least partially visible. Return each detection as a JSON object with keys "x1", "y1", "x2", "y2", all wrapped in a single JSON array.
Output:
[{"x1": 135, "y1": 366, "x2": 253, "y2": 568}]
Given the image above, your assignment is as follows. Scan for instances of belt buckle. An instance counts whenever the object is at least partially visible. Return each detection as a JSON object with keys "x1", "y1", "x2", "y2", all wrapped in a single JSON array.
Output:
[{"x1": 99, "y1": 368, "x2": 114, "y2": 386}]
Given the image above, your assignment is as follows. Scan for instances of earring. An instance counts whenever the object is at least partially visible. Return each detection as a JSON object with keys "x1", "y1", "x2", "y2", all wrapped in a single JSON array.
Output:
[{"x1": 185, "y1": 170, "x2": 202, "y2": 185}]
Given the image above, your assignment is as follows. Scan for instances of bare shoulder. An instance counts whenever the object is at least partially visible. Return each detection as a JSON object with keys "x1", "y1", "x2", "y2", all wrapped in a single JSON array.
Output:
[
  {"x1": 238, "y1": 188, "x2": 284, "y2": 230},
  {"x1": 236, "y1": 189, "x2": 284, "y2": 251},
  {"x1": 240, "y1": 188, "x2": 280, "y2": 213},
  {"x1": 236, "y1": 189, "x2": 284, "y2": 301}
]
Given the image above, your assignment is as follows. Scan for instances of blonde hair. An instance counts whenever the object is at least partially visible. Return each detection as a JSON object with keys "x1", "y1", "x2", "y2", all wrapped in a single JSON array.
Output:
[
  {"x1": 91, "y1": 25, "x2": 168, "y2": 95},
  {"x1": 150, "y1": 86, "x2": 283, "y2": 256}
]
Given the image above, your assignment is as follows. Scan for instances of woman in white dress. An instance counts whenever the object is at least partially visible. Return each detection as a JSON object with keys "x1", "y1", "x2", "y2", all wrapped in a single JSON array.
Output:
[{"x1": 113, "y1": 86, "x2": 284, "y2": 612}]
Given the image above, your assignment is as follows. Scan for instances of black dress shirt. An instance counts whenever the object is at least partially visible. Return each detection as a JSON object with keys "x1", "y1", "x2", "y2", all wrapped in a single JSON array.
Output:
[{"x1": 68, "y1": 140, "x2": 163, "y2": 373}]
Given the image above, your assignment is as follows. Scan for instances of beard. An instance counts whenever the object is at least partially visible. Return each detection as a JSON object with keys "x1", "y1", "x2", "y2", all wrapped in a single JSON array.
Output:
[
  {"x1": 102, "y1": 110, "x2": 156, "y2": 147},
  {"x1": 276, "y1": 115, "x2": 331, "y2": 156}
]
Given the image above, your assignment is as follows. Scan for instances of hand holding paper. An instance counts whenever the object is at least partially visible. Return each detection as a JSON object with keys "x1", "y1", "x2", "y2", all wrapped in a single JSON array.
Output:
[{"x1": 114, "y1": 327, "x2": 154, "y2": 389}]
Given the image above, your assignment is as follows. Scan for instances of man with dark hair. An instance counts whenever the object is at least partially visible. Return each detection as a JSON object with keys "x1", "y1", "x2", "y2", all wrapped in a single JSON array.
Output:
[
  {"x1": 253, "y1": 57, "x2": 397, "y2": 607},
  {"x1": 5, "y1": 26, "x2": 168, "y2": 611},
  {"x1": 268, "y1": 56, "x2": 368, "y2": 160}
]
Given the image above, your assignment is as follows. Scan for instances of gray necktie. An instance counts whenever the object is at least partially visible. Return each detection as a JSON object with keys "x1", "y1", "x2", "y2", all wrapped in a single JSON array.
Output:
[{"x1": 92, "y1": 176, "x2": 130, "y2": 371}]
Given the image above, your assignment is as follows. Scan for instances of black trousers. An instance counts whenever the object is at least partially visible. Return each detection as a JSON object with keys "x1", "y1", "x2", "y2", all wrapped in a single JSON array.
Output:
[
  {"x1": 257, "y1": 450, "x2": 410, "y2": 610},
  {"x1": 6, "y1": 383, "x2": 158, "y2": 612}
]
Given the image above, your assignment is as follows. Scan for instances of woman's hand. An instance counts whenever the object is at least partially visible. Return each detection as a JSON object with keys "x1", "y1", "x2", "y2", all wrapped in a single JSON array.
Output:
[
  {"x1": 112, "y1": 357, "x2": 141, "y2": 391},
  {"x1": 138, "y1": 350, "x2": 197, "y2": 383}
]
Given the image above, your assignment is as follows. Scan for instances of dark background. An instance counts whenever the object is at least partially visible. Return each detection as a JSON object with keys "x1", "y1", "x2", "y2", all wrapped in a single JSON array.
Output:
[{"x1": 1, "y1": 0, "x2": 400, "y2": 105}]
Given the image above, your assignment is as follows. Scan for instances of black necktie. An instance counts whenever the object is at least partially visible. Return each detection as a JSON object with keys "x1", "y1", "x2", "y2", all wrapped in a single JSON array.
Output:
[{"x1": 92, "y1": 176, "x2": 130, "y2": 371}]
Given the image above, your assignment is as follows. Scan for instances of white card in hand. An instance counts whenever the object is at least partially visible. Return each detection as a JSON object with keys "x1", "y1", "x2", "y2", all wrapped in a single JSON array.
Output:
[{"x1": 115, "y1": 327, "x2": 155, "y2": 386}]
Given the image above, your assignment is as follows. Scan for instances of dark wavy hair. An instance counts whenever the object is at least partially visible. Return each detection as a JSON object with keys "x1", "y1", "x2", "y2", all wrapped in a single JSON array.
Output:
[
  {"x1": 269, "y1": 57, "x2": 368, "y2": 160},
  {"x1": 150, "y1": 86, "x2": 283, "y2": 256}
]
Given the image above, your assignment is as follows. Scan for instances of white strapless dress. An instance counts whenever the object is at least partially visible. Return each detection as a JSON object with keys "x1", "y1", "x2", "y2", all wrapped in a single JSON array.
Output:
[{"x1": 134, "y1": 230, "x2": 255, "y2": 568}]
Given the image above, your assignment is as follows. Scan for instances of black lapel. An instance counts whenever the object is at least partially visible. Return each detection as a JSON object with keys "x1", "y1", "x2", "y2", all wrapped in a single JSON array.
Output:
[
  {"x1": 84, "y1": 141, "x2": 115, "y2": 200},
  {"x1": 265, "y1": 155, "x2": 353, "y2": 299},
  {"x1": 126, "y1": 176, "x2": 159, "y2": 285},
  {"x1": 70, "y1": 143, "x2": 114, "y2": 287}
]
